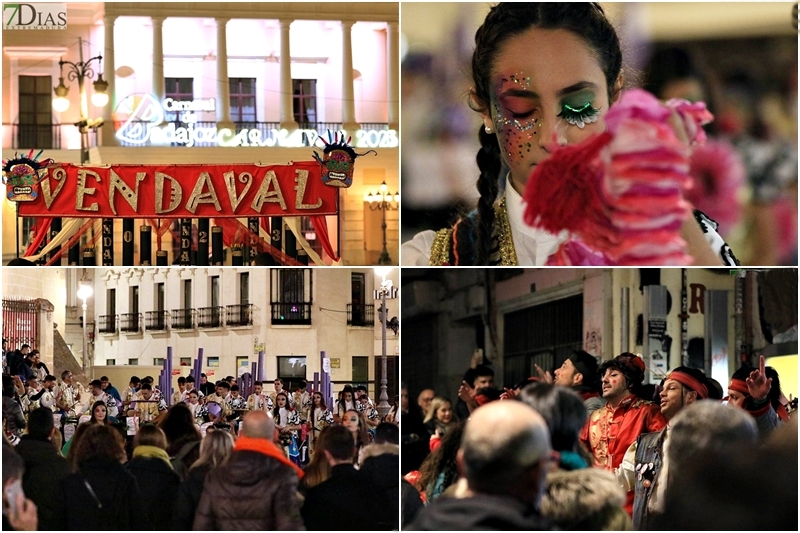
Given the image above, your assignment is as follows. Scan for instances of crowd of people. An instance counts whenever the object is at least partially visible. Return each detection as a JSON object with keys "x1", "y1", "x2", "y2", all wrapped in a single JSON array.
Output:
[
  {"x1": 401, "y1": 351, "x2": 797, "y2": 530},
  {"x1": 2, "y1": 340, "x2": 400, "y2": 530}
]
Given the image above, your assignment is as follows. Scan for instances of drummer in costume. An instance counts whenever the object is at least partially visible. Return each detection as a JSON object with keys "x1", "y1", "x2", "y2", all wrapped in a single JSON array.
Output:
[
  {"x1": 205, "y1": 381, "x2": 234, "y2": 420},
  {"x1": 247, "y1": 381, "x2": 274, "y2": 412},
  {"x1": 133, "y1": 383, "x2": 167, "y2": 424},
  {"x1": 55, "y1": 370, "x2": 81, "y2": 417}
]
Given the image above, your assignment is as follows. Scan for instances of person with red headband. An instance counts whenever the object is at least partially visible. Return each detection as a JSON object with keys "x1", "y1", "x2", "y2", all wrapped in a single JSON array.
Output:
[
  {"x1": 579, "y1": 352, "x2": 666, "y2": 516},
  {"x1": 727, "y1": 354, "x2": 786, "y2": 438},
  {"x1": 616, "y1": 365, "x2": 712, "y2": 530}
]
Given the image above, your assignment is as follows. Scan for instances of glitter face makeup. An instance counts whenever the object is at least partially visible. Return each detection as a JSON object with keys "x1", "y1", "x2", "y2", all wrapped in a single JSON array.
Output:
[{"x1": 481, "y1": 27, "x2": 615, "y2": 194}]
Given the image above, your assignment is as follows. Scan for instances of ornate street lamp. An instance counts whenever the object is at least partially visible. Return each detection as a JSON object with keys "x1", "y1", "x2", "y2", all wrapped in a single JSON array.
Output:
[
  {"x1": 52, "y1": 37, "x2": 108, "y2": 163},
  {"x1": 365, "y1": 181, "x2": 399, "y2": 265}
]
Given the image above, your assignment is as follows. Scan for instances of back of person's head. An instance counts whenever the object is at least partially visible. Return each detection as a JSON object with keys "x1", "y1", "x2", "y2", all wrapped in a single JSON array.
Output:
[
  {"x1": 541, "y1": 467, "x2": 631, "y2": 530},
  {"x1": 241, "y1": 410, "x2": 275, "y2": 439},
  {"x1": 460, "y1": 401, "x2": 551, "y2": 503},
  {"x1": 517, "y1": 382, "x2": 587, "y2": 452},
  {"x1": 374, "y1": 422, "x2": 399, "y2": 445},
  {"x1": 192, "y1": 429, "x2": 234, "y2": 471},
  {"x1": 26, "y1": 407, "x2": 55, "y2": 441},
  {"x1": 654, "y1": 418, "x2": 798, "y2": 531},
  {"x1": 72, "y1": 424, "x2": 126, "y2": 468},
  {"x1": 130, "y1": 375, "x2": 141, "y2": 385},
  {"x1": 140, "y1": 383, "x2": 152, "y2": 391},
  {"x1": 159, "y1": 403, "x2": 199, "y2": 445},
  {"x1": 764, "y1": 366, "x2": 783, "y2": 410},
  {"x1": 2, "y1": 374, "x2": 15, "y2": 397},
  {"x1": 667, "y1": 401, "x2": 757, "y2": 474},
  {"x1": 134, "y1": 424, "x2": 168, "y2": 450},
  {"x1": 2, "y1": 443, "x2": 24, "y2": 485},
  {"x1": 324, "y1": 425, "x2": 356, "y2": 462},
  {"x1": 418, "y1": 420, "x2": 467, "y2": 494}
]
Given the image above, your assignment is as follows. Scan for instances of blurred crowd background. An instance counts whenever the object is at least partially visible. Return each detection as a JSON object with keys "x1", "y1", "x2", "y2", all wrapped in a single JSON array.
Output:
[{"x1": 400, "y1": 2, "x2": 798, "y2": 266}]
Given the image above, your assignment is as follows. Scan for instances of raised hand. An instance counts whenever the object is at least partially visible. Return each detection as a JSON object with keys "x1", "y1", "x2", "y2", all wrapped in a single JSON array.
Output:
[
  {"x1": 746, "y1": 354, "x2": 772, "y2": 402},
  {"x1": 533, "y1": 364, "x2": 554, "y2": 384}
]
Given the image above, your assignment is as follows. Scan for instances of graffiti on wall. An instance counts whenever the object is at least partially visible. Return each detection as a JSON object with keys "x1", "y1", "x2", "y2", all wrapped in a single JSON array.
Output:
[{"x1": 585, "y1": 330, "x2": 602, "y2": 357}]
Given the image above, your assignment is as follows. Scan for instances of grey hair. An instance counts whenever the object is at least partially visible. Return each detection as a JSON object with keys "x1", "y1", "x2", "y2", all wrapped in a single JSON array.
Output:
[{"x1": 667, "y1": 400, "x2": 758, "y2": 472}]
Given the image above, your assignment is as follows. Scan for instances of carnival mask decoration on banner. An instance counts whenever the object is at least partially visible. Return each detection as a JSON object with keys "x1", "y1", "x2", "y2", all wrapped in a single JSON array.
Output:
[
  {"x1": 313, "y1": 131, "x2": 376, "y2": 188},
  {"x1": 2, "y1": 149, "x2": 54, "y2": 202}
]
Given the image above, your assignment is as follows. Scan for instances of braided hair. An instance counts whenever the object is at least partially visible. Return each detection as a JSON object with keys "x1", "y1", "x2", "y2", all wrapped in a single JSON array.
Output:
[{"x1": 463, "y1": 3, "x2": 623, "y2": 265}]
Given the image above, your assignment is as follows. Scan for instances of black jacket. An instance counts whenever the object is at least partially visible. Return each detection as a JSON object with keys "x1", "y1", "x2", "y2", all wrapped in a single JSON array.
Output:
[
  {"x1": 171, "y1": 463, "x2": 211, "y2": 531},
  {"x1": 409, "y1": 493, "x2": 553, "y2": 531},
  {"x1": 59, "y1": 457, "x2": 142, "y2": 530},
  {"x1": 125, "y1": 455, "x2": 181, "y2": 530},
  {"x1": 15, "y1": 436, "x2": 70, "y2": 531},
  {"x1": 301, "y1": 464, "x2": 387, "y2": 530},
  {"x1": 360, "y1": 452, "x2": 400, "y2": 530}
]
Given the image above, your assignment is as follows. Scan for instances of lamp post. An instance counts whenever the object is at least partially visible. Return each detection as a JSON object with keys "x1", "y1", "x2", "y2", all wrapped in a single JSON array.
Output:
[
  {"x1": 374, "y1": 267, "x2": 393, "y2": 418},
  {"x1": 365, "y1": 182, "x2": 399, "y2": 265},
  {"x1": 52, "y1": 36, "x2": 108, "y2": 164},
  {"x1": 76, "y1": 275, "x2": 93, "y2": 377}
]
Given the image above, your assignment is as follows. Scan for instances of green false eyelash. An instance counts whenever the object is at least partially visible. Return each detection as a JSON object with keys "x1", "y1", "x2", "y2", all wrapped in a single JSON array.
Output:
[{"x1": 558, "y1": 102, "x2": 600, "y2": 129}]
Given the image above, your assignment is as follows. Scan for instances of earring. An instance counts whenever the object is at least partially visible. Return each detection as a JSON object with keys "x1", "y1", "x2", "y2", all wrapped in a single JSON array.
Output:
[{"x1": 484, "y1": 125, "x2": 493, "y2": 134}]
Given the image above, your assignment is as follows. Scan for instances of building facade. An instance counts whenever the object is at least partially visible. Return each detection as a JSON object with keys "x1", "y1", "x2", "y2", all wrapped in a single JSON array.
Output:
[
  {"x1": 403, "y1": 268, "x2": 797, "y2": 403},
  {"x1": 2, "y1": 2, "x2": 399, "y2": 265},
  {"x1": 2, "y1": 266, "x2": 400, "y2": 401}
]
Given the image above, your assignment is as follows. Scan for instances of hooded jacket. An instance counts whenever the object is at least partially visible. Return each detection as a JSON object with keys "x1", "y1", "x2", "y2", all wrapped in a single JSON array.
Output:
[
  {"x1": 192, "y1": 437, "x2": 304, "y2": 530},
  {"x1": 409, "y1": 493, "x2": 552, "y2": 531}
]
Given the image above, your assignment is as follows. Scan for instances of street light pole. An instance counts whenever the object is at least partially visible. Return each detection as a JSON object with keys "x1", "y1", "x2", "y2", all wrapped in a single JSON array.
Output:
[
  {"x1": 366, "y1": 182, "x2": 399, "y2": 266},
  {"x1": 81, "y1": 298, "x2": 88, "y2": 375},
  {"x1": 375, "y1": 268, "x2": 392, "y2": 418},
  {"x1": 77, "y1": 274, "x2": 93, "y2": 378}
]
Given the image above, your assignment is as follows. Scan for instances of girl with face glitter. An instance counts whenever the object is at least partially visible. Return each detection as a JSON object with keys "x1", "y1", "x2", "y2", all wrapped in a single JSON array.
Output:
[{"x1": 402, "y1": 3, "x2": 738, "y2": 266}]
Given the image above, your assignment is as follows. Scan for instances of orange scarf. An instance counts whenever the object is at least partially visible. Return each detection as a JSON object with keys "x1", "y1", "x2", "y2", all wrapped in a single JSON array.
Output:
[{"x1": 234, "y1": 435, "x2": 304, "y2": 479}]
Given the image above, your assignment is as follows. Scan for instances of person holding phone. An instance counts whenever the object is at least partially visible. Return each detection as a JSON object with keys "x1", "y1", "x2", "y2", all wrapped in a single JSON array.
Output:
[{"x1": 2, "y1": 444, "x2": 38, "y2": 531}]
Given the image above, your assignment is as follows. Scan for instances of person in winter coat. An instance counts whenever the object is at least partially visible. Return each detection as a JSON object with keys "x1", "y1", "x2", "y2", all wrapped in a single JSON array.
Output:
[
  {"x1": 58, "y1": 424, "x2": 143, "y2": 530},
  {"x1": 125, "y1": 425, "x2": 181, "y2": 530},
  {"x1": 13, "y1": 408, "x2": 70, "y2": 531},
  {"x1": 171, "y1": 429, "x2": 234, "y2": 530},
  {"x1": 193, "y1": 410, "x2": 304, "y2": 530}
]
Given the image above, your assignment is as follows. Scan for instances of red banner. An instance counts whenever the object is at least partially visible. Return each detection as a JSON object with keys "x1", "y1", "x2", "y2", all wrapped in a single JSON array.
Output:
[{"x1": 19, "y1": 161, "x2": 338, "y2": 218}]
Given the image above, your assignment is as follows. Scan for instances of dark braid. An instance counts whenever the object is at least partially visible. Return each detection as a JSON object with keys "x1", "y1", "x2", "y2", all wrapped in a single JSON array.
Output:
[
  {"x1": 465, "y1": 3, "x2": 623, "y2": 264},
  {"x1": 467, "y1": 127, "x2": 502, "y2": 264}
]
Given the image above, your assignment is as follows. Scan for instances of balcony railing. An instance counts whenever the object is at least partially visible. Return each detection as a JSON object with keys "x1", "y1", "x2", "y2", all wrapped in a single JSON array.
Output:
[
  {"x1": 271, "y1": 302, "x2": 311, "y2": 325},
  {"x1": 171, "y1": 308, "x2": 194, "y2": 330},
  {"x1": 227, "y1": 304, "x2": 253, "y2": 327},
  {"x1": 119, "y1": 313, "x2": 141, "y2": 333},
  {"x1": 347, "y1": 304, "x2": 375, "y2": 327},
  {"x1": 197, "y1": 306, "x2": 223, "y2": 328},
  {"x1": 98, "y1": 314, "x2": 117, "y2": 334},
  {"x1": 8, "y1": 124, "x2": 61, "y2": 149},
  {"x1": 145, "y1": 311, "x2": 168, "y2": 331}
]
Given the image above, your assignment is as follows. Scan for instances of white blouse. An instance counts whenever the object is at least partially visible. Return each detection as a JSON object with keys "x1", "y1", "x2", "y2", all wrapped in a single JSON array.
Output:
[{"x1": 401, "y1": 177, "x2": 567, "y2": 266}]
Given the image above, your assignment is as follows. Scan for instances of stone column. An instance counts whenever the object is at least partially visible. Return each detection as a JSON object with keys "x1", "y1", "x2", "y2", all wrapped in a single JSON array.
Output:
[
  {"x1": 215, "y1": 18, "x2": 233, "y2": 128},
  {"x1": 341, "y1": 20, "x2": 359, "y2": 131},
  {"x1": 279, "y1": 19, "x2": 298, "y2": 130},
  {"x1": 100, "y1": 15, "x2": 118, "y2": 147},
  {"x1": 152, "y1": 17, "x2": 165, "y2": 108},
  {"x1": 386, "y1": 22, "x2": 399, "y2": 130}
]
